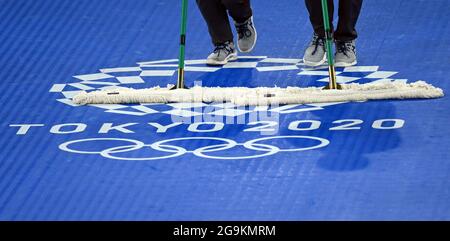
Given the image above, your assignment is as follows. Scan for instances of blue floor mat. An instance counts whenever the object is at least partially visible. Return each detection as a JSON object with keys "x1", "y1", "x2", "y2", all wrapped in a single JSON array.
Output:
[{"x1": 0, "y1": 0, "x2": 449, "y2": 220}]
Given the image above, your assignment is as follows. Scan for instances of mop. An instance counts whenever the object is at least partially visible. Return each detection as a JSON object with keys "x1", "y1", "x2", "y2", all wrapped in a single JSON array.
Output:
[{"x1": 72, "y1": 0, "x2": 444, "y2": 106}]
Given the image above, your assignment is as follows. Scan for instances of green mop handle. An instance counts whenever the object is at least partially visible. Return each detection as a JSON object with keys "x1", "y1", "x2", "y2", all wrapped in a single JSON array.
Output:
[
  {"x1": 321, "y1": 0, "x2": 339, "y2": 89},
  {"x1": 176, "y1": 0, "x2": 188, "y2": 89}
]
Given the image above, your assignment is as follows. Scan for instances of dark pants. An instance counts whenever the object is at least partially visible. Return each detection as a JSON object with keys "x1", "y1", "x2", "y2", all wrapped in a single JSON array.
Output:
[
  {"x1": 196, "y1": 0, "x2": 252, "y2": 45},
  {"x1": 305, "y1": 0, "x2": 363, "y2": 41}
]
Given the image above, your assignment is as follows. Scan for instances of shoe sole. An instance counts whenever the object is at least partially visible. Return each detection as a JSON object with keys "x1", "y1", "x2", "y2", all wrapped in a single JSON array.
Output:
[
  {"x1": 237, "y1": 17, "x2": 257, "y2": 53},
  {"x1": 206, "y1": 52, "x2": 238, "y2": 66},
  {"x1": 303, "y1": 54, "x2": 327, "y2": 67}
]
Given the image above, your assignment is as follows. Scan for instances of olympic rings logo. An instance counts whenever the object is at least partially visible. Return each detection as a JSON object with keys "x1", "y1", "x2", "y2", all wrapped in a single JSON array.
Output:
[{"x1": 59, "y1": 136, "x2": 330, "y2": 160}]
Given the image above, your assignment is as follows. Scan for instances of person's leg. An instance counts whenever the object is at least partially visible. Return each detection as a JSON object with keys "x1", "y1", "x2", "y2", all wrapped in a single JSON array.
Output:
[
  {"x1": 334, "y1": 0, "x2": 363, "y2": 41},
  {"x1": 221, "y1": 0, "x2": 252, "y2": 23},
  {"x1": 196, "y1": 0, "x2": 234, "y2": 45},
  {"x1": 334, "y1": 0, "x2": 363, "y2": 67},
  {"x1": 196, "y1": 0, "x2": 237, "y2": 65},
  {"x1": 303, "y1": 0, "x2": 334, "y2": 66},
  {"x1": 305, "y1": 0, "x2": 334, "y2": 38},
  {"x1": 221, "y1": 0, "x2": 256, "y2": 53}
]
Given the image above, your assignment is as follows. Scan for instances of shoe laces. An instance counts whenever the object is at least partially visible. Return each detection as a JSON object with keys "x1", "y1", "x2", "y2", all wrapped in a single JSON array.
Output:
[
  {"x1": 336, "y1": 41, "x2": 355, "y2": 57},
  {"x1": 213, "y1": 41, "x2": 234, "y2": 55},
  {"x1": 236, "y1": 19, "x2": 252, "y2": 39},
  {"x1": 310, "y1": 34, "x2": 325, "y2": 55}
]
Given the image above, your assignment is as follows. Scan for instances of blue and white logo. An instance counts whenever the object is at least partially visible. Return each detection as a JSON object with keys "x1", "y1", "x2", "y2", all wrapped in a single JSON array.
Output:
[
  {"x1": 50, "y1": 56, "x2": 404, "y2": 117},
  {"x1": 36, "y1": 56, "x2": 410, "y2": 161}
]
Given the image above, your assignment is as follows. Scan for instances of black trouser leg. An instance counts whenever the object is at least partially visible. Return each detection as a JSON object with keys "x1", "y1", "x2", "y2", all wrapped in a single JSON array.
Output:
[
  {"x1": 335, "y1": 0, "x2": 363, "y2": 41},
  {"x1": 196, "y1": 0, "x2": 252, "y2": 45},
  {"x1": 196, "y1": 0, "x2": 233, "y2": 45},
  {"x1": 221, "y1": 0, "x2": 252, "y2": 24},
  {"x1": 305, "y1": 0, "x2": 334, "y2": 38},
  {"x1": 304, "y1": 0, "x2": 362, "y2": 41}
]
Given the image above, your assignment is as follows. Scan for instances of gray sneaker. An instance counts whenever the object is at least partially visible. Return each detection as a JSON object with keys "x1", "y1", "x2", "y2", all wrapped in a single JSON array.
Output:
[
  {"x1": 303, "y1": 33, "x2": 327, "y2": 67},
  {"x1": 335, "y1": 40, "x2": 357, "y2": 67},
  {"x1": 206, "y1": 41, "x2": 238, "y2": 66},
  {"x1": 235, "y1": 16, "x2": 257, "y2": 53}
]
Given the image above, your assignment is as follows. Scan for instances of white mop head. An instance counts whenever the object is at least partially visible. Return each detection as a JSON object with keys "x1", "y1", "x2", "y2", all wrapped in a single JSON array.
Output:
[{"x1": 72, "y1": 81, "x2": 444, "y2": 106}]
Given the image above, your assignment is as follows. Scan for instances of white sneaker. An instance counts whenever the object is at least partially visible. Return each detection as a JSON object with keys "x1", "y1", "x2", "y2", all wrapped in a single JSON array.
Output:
[
  {"x1": 206, "y1": 41, "x2": 238, "y2": 66},
  {"x1": 235, "y1": 16, "x2": 257, "y2": 53},
  {"x1": 303, "y1": 33, "x2": 327, "y2": 67},
  {"x1": 335, "y1": 40, "x2": 357, "y2": 67}
]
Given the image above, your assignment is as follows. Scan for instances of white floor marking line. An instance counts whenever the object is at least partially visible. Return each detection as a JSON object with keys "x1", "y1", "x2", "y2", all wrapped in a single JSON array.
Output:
[
  {"x1": 100, "y1": 67, "x2": 142, "y2": 73},
  {"x1": 62, "y1": 91, "x2": 85, "y2": 99},
  {"x1": 137, "y1": 59, "x2": 178, "y2": 65},
  {"x1": 73, "y1": 73, "x2": 114, "y2": 81},
  {"x1": 80, "y1": 81, "x2": 119, "y2": 85},
  {"x1": 57, "y1": 98, "x2": 80, "y2": 107},
  {"x1": 184, "y1": 66, "x2": 220, "y2": 72},
  {"x1": 184, "y1": 59, "x2": 208, "y2": 65},
  {"x1": 140, "y1": 70, "x2": 176, "y2": 76},
  {"x1": 117, "y1": 76, "x2": 145, "y2": 84},
  {"x1": 260, "y1": 58, "x2": 302, "y2": 64},
  {"x1": 162, "y1": 109, "x2": 203, "y2": 117},
  {"x1": 105, "y1": 109, "x2": 148, "y2": 116},
  {"x1": 207, "y1": 109, "x2": 251, "y2": 117},
  {"x1": 257, "y1": 65, "x2": 299, "y2": 72},
  {"x1": 299, "y1": 70, "x2": 342, "y2": 76},
  {"x1": 237, "y1": 56, "x2": 267, "y2": 59},
  {"x1": 344, "y1": 66, "x2": 379, "y2": 72},
  {"x1": 365, "y1": 71, "x2": 398, "y2": 79},
  {"x1": 49, "y1": 84, "x2": 66, "y2": 92},
  {"x1": 130, "y1": 105, "x2": 159, "y2": 114},
  {"x1": 316, "y1": 76, "x2": 360, "y2": 84},
  {"x1": 89, "y1": 104, "x2": 128, "y2": 110},
  {"x1": 69, "y1": 83, "x2": 95, "y2": 91},
  {"x1": 223, "y1": 62, "x2": 258, "y2": 68},
  {"x1": 140, "y1": 64, "x2": 179, "y2": 68}
]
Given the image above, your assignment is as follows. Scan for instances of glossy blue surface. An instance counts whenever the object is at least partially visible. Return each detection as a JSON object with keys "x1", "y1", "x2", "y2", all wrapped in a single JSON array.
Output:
[{"x1": 0, "y1": 0, "x2": 449, "y2": 220}]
